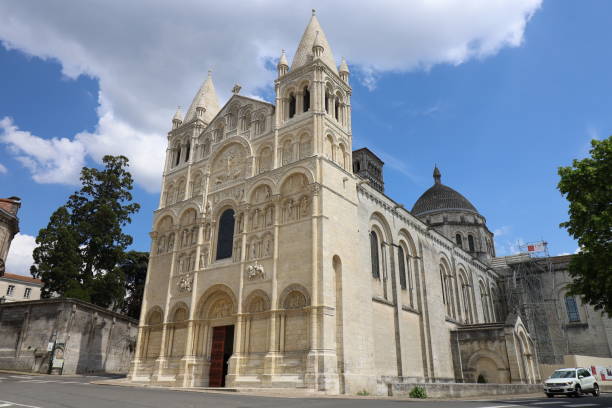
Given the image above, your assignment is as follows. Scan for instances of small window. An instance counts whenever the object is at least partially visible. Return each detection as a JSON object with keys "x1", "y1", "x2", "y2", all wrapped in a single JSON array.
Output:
[
  {"x1": 334, "y1": 99, "x2": 339, "y2": 120},
  {"x1": 370, "y1": 231, "x2": 380, "y2": 279},
  {"x1": 174, "y1": 146, "x2": 181, "y2": 166},
  {"x1": 468, "y1": 235, "x2": 475, "y2": 252},
  {"x1": 24, "y1": 288, "x2": 31, "y2": 299},
  {"x1": 456, "y1": 234, "x2": 463, "y2": 248},
  {"x1": 185, "y1": 142, "x2": 190, "y2": 162},
  {"x1": 325, "y1": 92, "x2": 330, "y2": 114},
  {"x1": 303, "y1": 86, "x2": 310, "y2": 112},
  {"x1": 6, "y1": 285, "x2": 15, "y2": 296},
  {"x1": 565, "y1": 296, "x2": 580, "y2": 322},
  {"x1": 216, "y1": 209, "x2": 235, "y2": 260},
  {"x1": 398, "y1": 246, "x2": 407, "y2": 290},
  {"x1": 288, "y1": 93, "x2": 296, "y2": 118}
]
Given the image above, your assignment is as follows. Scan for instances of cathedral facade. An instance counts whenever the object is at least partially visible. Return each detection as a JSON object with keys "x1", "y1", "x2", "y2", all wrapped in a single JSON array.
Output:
[{"x1": 129, "y1": 12, "x2": 540, "y2": 394}]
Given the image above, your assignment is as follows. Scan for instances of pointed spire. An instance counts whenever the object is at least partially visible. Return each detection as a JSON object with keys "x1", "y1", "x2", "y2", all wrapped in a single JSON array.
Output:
[
  {"x1": 291, "y1": 11, "x2": 338, "y2": 74},
  {"x1": 184, "y1": 70, "x2": 221, "y2": 123},
  {"x1": 339, "y1": 57, "x2": 349, "y2": 82},
  {"x1": 339, "y1": 57, "x2": 349, "y2": 73},
  {"x1": 172, "y1": 106, "x2": 183, "y2": 129},
  {"x1": 279, "y1": 49, "x2": 288, "y2": 67},
  {"x1": 433, "y1": 165, "x2": 441, "y2": 185},
  {"x1": 277, "y1": 49, "x2": 289, "y2": 77},
  {"x1": 173, "y1": 106, "x2": 183, "y2": 122}
]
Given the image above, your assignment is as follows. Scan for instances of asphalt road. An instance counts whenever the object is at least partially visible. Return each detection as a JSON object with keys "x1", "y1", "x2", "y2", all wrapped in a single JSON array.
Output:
[{"x1": 0, "y1": 372, "x2": 610, "y2": 408}]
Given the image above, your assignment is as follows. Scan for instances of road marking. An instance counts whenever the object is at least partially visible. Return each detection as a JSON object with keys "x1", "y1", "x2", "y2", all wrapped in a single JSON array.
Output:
[
  {"x1": 9, "y1": 376, "x2": 32, "y2": 379},
  {"x1": 0, "y1": 401, "x2": 43, "y2": 408},
  {"x1": 478, "y1": 406, "x2": 521, "y2": 408},
  {"x1": 562, "y1": 404, "x2": 599, "y2": 407},
  {"x1": 533, "y1": 403, "x2": 563, "y2": 405},
  {"x1": 18, "y1": 380, "x2": 55, "y2": 383}
]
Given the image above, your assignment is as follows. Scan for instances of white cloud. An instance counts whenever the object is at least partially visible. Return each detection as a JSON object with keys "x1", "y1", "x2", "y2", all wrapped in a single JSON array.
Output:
[
  {"x1": 0, "y1": 0, "x2": 542, "y2": 191},
  {"x1": 493, "y1": 225, "x2": 512, "y2": 237},
  {"x1": 5, "y1": 233, "x2": 36, "y2": 276},
  {"x1": 0, "y1": 117, "x2": 85, "y2": 185},
  {"x1": 0, "y1": 162, "x2": 7, "y2": 174}
]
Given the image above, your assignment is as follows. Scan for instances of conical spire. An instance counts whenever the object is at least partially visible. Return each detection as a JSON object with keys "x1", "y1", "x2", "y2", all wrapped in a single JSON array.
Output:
[
  {"x1": 291, "y1": 10, "x2": 338, "y2": 74},
  {"x1": 278, "y1": 49, "x2": 288, "y2": 67},
  {"x1": 339, "y1": 57, "x2": 349, "y2": 74},
  {"x1": 173, "y1": 106, "x2": 183, "y2": 122},
  {"x1": 184, "y1": 70, "x2": 221, "y2": 123},
  {"x1": 433, "y1": 166, "x2": 441, "y2": 185}
]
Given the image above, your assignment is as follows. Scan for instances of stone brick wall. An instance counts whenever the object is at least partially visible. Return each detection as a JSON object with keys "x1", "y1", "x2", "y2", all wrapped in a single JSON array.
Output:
[{"x1": 0, "y1": 298, "x2": 137, "y2": 375}]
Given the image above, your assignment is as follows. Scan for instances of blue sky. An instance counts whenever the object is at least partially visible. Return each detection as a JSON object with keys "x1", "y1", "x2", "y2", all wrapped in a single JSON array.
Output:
[{"x1": 1, "y1": 0, "x2": 608, "y2": 274}]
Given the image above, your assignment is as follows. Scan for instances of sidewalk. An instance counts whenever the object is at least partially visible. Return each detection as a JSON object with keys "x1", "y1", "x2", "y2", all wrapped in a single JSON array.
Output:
[{"x1": 91, "y1": 378, "x2": 546, "y2": 401}]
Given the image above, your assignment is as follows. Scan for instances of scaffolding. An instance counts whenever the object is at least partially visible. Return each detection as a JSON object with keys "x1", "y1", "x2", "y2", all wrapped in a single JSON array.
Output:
[{"x1": 499, "y1": 241, "x2": 569, "y2": 364}]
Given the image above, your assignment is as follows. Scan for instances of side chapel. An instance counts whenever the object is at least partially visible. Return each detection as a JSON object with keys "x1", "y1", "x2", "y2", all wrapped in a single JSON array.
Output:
[{"x1": 129, "y1": 11, "x2": 541, "y2": 394}]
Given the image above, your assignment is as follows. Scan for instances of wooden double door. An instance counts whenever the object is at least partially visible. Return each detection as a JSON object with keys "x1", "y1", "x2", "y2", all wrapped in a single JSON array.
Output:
[{"x1": 208, "y1": 325, "x2": 235, "y2": 387}]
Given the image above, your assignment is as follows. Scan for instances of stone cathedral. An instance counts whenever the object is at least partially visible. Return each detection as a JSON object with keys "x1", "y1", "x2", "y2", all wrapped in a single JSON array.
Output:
[{"x1": 129, "y1": 12, "x2": 541, "y2": 394}]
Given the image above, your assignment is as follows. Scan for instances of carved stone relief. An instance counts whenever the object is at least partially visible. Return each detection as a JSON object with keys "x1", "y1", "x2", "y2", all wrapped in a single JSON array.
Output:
[
  {"x1": 246, "y1": 262, "x2": 265, "y2": 281},
  {"x1": 177, "y1": 274, "x2": 193, "y2": 293},
  {"x1": 209, "y1": 299, "x2": 232, "y2": 319},
  {"x1": 284, "y1": 291, "x2": 307, "y2": 309}
]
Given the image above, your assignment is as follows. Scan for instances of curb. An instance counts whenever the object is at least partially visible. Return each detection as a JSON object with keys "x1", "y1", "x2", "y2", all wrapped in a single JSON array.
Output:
[{"x1": 90, "y1": 380, "x2": 547, "y2": 401}]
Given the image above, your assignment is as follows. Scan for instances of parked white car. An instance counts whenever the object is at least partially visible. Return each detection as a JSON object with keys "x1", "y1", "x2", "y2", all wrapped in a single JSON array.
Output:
[{"x1": 543, "y1": 368, "x2": 600, "y2": 397}]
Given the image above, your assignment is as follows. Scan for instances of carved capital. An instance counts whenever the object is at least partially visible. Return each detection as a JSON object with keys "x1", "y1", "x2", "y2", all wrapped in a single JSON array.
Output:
[{"x1": 308, "y1": 182, "x2": 321, "y2": 196}]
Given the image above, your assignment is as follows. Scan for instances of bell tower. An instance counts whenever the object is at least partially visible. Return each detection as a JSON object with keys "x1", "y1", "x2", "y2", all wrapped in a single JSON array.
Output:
[{"x1": 274, "y1": 9, "x2": 352, "y2": 168}]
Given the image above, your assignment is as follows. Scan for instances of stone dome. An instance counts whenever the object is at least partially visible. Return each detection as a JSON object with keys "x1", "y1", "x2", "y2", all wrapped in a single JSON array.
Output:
[{"x1": 411, "y1": 167, "x2": 478, "y2": 217}]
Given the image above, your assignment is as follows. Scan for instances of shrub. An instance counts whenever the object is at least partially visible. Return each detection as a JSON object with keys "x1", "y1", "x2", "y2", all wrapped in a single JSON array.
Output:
[
  {"x1": 409, "y1": 385, "x2": 427, "y2": 399},
  {"x1": 356, "y1": 389, "x2": 370, "y2": 396}
]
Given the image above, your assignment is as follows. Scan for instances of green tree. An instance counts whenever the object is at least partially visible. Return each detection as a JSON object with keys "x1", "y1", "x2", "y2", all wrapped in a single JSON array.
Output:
[
  {"x1": 558, "y1": 136, "x2": 612, "y2": 315},
  {"x1": 31, "y1": 206, "x2": 84, "y2": 299},
  {"x1": 31, "y1": 155, "x2": 141, "y2": 310},
  {"x1": 117, "y1": 251, "x2": 149, "y2": 319}
]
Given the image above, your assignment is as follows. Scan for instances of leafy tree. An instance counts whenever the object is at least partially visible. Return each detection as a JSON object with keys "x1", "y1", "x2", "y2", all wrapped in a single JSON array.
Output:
[
  {"x1": 117, "y1": 251, "x2": 149, "y2": 319},
  {"x1": 31, "y1": 207, "x2": 84, "y2": 299},
  {"x1": 558, "y1": 136, "x2": 612, "y2": 315},
  {"x1": 31, "y1": 155, "x2": 141, "y2": 310}
]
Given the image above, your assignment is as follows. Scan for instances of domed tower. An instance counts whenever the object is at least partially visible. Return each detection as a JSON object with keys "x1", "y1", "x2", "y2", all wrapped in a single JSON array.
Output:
[{"x1": 412, "y1": 167, "x2": 495, "y2": 263}]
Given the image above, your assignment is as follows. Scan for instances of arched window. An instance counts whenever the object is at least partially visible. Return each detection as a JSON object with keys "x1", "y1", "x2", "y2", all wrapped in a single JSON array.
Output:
[
  {"x1": 398, "y1": 246, "x2": 407, "y2": 290},
  {"x1": 334, "y1": 98, "x2": 339, "y2": 120},
  {"x1": 440, "y1": 268, "x2": 446, "y2": 305},
  {"x1": 174, "y1": 145, "x2": 181, "y2": 166},
  {"x1": 468, "y1": 235, "x2": 475, "y2": 252},
  {"x1": 288, "y1": 93, "x2": 296, "y2": 118},
  {"x1": 370, "y1": 231, "x2": 380, "y2": 279},
  {"x1": 565, "y1": 296, "x2": 580, "y2": 322},
  {"x1": 216, "y1": 209, "x2": 235, "y2": 260},
  {"x1": 353, "y1": 160, "x2": 360, "y2": 173},
  {"x1": 185, "y1": 142, "x2": 190, "y2": 162},
  {"x1": 325, "y1": 91, "x2": 330, "y2": 114},
  {"x1": 303, "y1": 86, "x2": 310, "y2": 112},
  {"x1": 456, "y1": 234, "x2": 463, "y2": 248}
]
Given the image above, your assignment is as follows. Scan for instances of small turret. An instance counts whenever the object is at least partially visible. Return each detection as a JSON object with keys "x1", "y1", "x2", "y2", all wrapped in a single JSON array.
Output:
[
  {"x1": 312, "y1": 31, "x2": 324, "y2": 59},
  {"x1": 172, "y1": 107, "x2": 183, "y2": 129},
  {"x1": 277, "y1": 49, "x2": 289, "y2": 77},
  {"x1": 339, "y1": 57, "x2": 349, "y2": 82},
  {"x1": 433, "y1": 165, "x2": 441, "y2": 185},
  {"x1": 195, "y1": 105, "x2": 206, "y2": 120}
]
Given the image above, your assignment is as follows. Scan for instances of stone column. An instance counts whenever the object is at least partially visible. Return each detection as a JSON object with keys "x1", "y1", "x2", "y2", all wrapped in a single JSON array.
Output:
[{"x1": 263, "y1": 195, "x2": 282, "y2": 384}]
